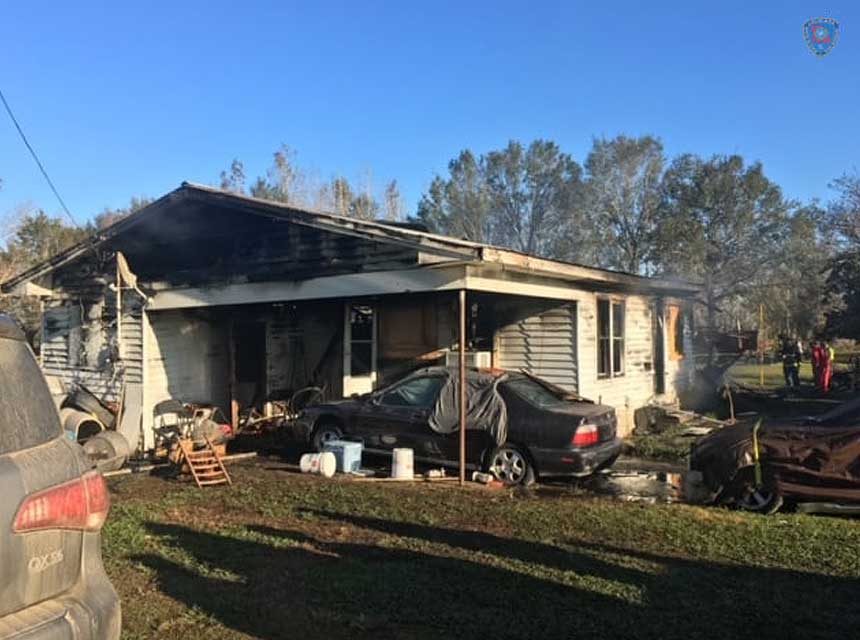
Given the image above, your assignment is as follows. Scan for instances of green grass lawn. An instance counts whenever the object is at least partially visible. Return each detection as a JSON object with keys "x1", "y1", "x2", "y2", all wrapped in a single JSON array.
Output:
[
  {"x1": 728, "y1": 359, "x2": 857, "y2": 391},
  {"x1": 726, "y1": 361, "x2": 801, "y2": 389},
  {"x1": 104, "y1": 460, "x2": 860, "y2": 640}
]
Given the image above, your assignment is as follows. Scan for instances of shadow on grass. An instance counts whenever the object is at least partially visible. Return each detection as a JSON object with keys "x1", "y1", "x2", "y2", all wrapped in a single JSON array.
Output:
[{"x1": 135, "y1": 514, "x2": 859, "y2": 640}]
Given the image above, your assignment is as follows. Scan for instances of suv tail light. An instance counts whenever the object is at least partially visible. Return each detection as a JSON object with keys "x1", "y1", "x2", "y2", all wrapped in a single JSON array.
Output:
[
  {"x1": 572, "y1": 424, "x2": 599, "y2": 448},
  {"x1": 13, "y1": 471, "x2": 110, "y2": 533}
]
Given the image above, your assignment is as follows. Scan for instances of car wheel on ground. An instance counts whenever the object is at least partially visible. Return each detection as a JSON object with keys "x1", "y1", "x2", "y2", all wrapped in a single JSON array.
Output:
[
  {"x1": 736, "y1": 486, "x2": 784, "y2": 515},
  {"x1": 312, "y1": 421, "x2": 343, "y2": 451},
  {"x1": 487, "y1": 445, "x2": 535, "y2": 486}
]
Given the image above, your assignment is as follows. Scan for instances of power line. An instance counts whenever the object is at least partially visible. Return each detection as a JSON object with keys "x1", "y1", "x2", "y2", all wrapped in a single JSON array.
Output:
[{"x1": 0, "y1": 88, "x2": 79, "y2": 227}]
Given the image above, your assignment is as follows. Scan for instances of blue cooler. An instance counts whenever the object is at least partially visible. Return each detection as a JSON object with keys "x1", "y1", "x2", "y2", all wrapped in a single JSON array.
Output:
[{"x1": 323, "y1": 440, "x2": 363, "y2": 473}]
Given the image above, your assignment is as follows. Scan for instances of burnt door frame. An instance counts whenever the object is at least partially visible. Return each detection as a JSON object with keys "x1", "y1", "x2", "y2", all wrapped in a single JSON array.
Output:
[
  {"x1": 229, "y1": 320, "x2": 268, "y2": 428},
  {"x1": 653, "y1": 298, "x2": 666, "y2": 395}
]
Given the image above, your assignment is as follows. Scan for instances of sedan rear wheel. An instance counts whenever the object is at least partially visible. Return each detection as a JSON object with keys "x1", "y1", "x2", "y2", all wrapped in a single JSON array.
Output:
[{"x1": 489, "y1": 446, "x2": 535, "y2": 486}]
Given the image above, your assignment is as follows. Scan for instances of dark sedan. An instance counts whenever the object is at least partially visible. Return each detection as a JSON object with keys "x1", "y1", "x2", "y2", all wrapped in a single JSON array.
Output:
[{"x1": 292, "y1": 366, "x2": 621, "y2": 485}]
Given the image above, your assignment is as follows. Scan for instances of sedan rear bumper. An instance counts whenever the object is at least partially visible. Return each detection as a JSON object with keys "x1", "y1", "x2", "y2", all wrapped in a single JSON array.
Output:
[{"x1": 531, "y1": 438, "x2": 622, "y2": 478}]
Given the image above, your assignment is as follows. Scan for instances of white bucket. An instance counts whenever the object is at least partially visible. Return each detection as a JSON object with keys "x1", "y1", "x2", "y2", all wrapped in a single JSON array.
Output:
[
  {"x1": 391, "y1": 448, "x2": 414, "y2": 480},
  {"x1": 299, "y1": 452, "x2": 336, "y2": 478}
]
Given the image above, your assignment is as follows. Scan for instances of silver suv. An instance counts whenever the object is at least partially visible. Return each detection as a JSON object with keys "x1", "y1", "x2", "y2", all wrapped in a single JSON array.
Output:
[{"x1": 0, "y1": 315, "x2": 120, "y2": 639}]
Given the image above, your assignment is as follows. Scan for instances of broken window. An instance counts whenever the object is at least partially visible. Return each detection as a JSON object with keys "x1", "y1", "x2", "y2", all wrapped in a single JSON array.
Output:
[
  {"x1": 667, "y1": 304, "x2": 685, "y2": 360},
  {"x1": 597, "y1": 298, "x2": 625, "y2": 378}
]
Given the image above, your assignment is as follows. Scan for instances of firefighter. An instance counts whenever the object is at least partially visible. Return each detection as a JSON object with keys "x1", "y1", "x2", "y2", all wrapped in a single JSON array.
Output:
[
  {"x1": 779, "y1": 334, "x2": 802, "y2": 389},
  {"x1": 811, "y1": 340, "x2": 826, "y2": 392},
  {"x1": 823, "y1": 341, "x2": 835, "y2": 393}
]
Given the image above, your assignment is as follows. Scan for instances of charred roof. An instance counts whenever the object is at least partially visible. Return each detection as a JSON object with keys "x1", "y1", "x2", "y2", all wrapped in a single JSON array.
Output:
[{"x1": 1, "y1": 182, "x2": 700, "y2": 296}]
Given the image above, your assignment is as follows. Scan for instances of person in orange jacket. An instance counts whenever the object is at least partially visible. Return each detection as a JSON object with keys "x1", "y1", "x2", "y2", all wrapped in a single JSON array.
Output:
[
  {"x1": 811, "y1": 340, "x2": 826, "y2": 392},
  {"x1": 822, "y1": 341, "x2": 835, "y2": 393}
]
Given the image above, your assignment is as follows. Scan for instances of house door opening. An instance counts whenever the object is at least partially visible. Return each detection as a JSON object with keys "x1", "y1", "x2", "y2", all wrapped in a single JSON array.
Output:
[
  {"x1": 652, "y1": 300, "x2": 666, "y2": 395},
  {"x1": 344, "y1": 304, "x2": 377, "y2": 396},
  {"x1": 232, "y1": 321, "x2": 267, "y2": 417}
]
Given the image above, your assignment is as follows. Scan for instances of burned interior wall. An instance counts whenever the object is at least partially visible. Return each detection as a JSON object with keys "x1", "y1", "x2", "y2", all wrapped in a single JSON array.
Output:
[
  {"x1": 265, "y1": 296, "x2": 457, "y2": 403},
  {"x1": 377, "y1": 294, "x2": 457, "y2": 385},
  {"x1": 265, "y1": 301, "x2": 344, "y2": 402}
]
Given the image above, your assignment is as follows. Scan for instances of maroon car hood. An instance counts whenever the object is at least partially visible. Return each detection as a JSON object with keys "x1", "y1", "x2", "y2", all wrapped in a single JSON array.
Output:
[{"x1": 691, "y1": 421, "x2": 860, "y2": 502}]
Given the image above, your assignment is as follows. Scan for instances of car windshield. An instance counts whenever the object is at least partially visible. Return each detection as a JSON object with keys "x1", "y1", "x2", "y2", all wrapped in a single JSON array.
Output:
[
  {"x1": 503, "y1": 376, "x2": 570, "y2": 410},
  {"x1": 0, "y1": 338, "x2": 62, "y2": 454}
]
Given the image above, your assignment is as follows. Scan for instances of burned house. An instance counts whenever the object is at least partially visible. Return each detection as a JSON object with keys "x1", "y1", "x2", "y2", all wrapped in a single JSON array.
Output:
[{"x1": 1, "y1": 183, "x2": 698, "y2": 452}]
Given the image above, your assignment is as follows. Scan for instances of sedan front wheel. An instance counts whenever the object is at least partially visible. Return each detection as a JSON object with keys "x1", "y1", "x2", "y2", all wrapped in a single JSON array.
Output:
[{"x1": 488, "y1": 446, "x2": 535, "y2": 486}]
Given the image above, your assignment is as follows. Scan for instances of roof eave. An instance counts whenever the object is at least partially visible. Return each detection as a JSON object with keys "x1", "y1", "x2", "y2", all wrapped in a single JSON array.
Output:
[{"x1": 481, "y1": 247, "x2": 700, "y2": 295}]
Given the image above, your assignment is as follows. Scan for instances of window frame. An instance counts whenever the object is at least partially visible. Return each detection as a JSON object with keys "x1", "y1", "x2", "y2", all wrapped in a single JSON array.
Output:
[
  {"x1": 597, "y1": 297, "x2": 626, "y2": 379},
  {"x1": 347, "y1": 304, "x2": 376, "y2": 377}
]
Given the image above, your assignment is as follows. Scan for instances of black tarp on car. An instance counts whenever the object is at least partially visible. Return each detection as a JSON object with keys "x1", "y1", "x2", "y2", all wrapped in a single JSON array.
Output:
[{"x1": 396, "y1": 368, "x2": 510, "y2": 445}]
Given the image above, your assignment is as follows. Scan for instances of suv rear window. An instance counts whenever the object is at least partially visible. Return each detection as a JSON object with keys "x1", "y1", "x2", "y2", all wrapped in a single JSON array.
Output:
[{"x1": 0, "y1": 338, "x2": 62, "y2": 454}]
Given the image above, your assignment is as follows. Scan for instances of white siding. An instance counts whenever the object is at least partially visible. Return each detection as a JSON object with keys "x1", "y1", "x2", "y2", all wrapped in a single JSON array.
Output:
[
  {"x1": 497, "y1": 303, "x2": 578, "y2": 392},
  {"x1": 142, "y1": 310, "x2": 229, "y2": 448},
  {"x1": 577, "y1": 295, "x2": 654, "y2": 436},
  {"x1": 577, "y1": 294, "x2": 694, "y2": 437}
]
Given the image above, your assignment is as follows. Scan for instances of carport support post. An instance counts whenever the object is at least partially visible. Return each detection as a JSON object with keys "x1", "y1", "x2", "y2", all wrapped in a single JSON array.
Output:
[{"x1": 459, "y1": 289, "x2": 466, "y2": 486}]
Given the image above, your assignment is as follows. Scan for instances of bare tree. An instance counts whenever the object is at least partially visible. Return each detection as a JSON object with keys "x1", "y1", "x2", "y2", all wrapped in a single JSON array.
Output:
[
  {"x1": 331, "y1": 177, "x2": 352, "y2": 216},
  {"x1": 219, "y1": 159, "x2": 246, "y2": 194},
  {"x1": 383, "y1": 180, "x2": 405, "y2": 221}
]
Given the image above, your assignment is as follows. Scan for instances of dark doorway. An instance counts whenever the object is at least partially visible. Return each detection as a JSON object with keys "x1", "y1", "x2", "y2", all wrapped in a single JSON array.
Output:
[{"x1": 232, "y1": 321, "x2": 267, "y2": 414}]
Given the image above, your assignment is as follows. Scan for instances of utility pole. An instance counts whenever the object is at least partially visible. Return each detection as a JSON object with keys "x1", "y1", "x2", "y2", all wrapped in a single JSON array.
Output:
[
  {"x1": 458, "y1": 289, "x2": 467, "y2": 486},
  {"x1": 759, "y1": 304, "x2": 765, "y2": 388}
]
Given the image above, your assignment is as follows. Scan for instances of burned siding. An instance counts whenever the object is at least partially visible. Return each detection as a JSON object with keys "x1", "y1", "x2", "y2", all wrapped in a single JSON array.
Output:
[
  {"x1": 35, "y1": 205, "x2": 424, "y2": 407},
  {"x1": 40, "y1": 252, "x2": 144, "y2": 401}
]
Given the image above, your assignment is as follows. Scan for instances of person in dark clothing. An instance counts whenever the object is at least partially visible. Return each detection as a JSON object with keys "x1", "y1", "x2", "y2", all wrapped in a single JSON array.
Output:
[{"x1": 779, "y1": 335, "x2": 803, "y2": 388}]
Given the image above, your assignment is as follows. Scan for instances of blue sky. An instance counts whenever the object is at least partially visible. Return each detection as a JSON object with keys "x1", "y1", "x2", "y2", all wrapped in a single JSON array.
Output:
[{"x1": 0, "y1": 1, "x2": 856, "y2": 224}]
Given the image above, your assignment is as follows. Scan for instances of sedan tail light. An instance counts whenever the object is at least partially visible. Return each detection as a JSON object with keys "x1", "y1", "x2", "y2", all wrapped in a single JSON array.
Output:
[
  {"x1": 572, "y1": 423, "x2": 599, "y2": 448},
  {"x1": 13, "y1": 471, "x2": 110, "y2": 533}
]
